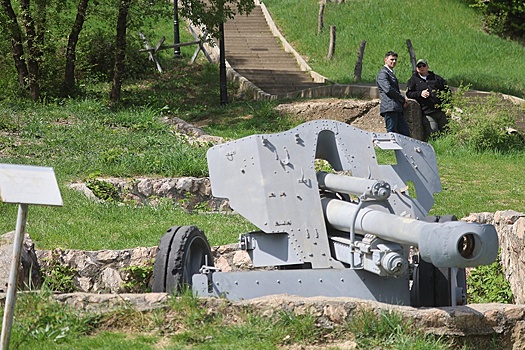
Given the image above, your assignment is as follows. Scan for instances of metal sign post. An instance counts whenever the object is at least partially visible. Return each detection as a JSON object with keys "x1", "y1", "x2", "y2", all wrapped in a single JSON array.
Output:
[{"x1": 0, "y1": 164, "x2": 63, "y2": 350}]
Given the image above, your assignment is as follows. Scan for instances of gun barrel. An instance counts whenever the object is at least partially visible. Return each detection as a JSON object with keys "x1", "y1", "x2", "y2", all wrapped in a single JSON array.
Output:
[
  {"x1": 317, "y1": 172, "x2": 391, "y2": 200},
  {"x1": 321, "y1": 197, "x2": 498, "y2": 268}
]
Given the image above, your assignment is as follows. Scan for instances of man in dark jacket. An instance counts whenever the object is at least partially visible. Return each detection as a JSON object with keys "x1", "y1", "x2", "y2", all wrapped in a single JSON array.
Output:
[
  {"x1": 376, "y1": 51, "x2": 410, "y2": 136},
  {"x1": 406, "y1": 59, "x2": 450, "y2": 139}
]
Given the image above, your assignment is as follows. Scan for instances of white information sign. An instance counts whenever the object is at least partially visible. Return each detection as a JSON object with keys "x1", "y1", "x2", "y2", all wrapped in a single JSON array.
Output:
[
  {"x1": 0, "y1": 164, "x2": 63, "y2": 206},
  {"x1": 0, "y1": 163, "x2": 63, "y2": 350}
]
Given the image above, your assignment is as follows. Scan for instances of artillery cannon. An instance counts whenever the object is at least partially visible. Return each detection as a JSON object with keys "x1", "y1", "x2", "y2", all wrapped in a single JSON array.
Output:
[{"x1": 152, "y1": 120, "x2": 498, "y2": 307}]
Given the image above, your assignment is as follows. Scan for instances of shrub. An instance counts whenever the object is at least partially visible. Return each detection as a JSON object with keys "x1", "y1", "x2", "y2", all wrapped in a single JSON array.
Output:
[
  {"x1": 40, "y1": 251, "x2": 77, "y2": 293},
  {"x1": 467, "y1": 259, "x2": 514, "y2": 304},
  {"x1": 121, "y1": 264, "x2": 154, "y2": 293},
  {"x1": 471, "y1": 0, "x2": 525, "y2": 42},
  {"x1": 440, "y1": 85, "x2": 525, "y2": 152}
]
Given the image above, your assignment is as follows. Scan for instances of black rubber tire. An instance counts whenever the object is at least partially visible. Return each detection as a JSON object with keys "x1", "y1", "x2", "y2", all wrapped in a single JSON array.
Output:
[
  {"x1": 151, "y1": 226, "x2": 179, "y2": 293},
  {"x1": 438, "y1": 214, "x2": 457, "y2": 223},
  {"x1": 152, "y1": 226, "x2": 213, "y2": 294},
  {"x1": 411, "y1": 214, "x2": 466, "y2": 307}
]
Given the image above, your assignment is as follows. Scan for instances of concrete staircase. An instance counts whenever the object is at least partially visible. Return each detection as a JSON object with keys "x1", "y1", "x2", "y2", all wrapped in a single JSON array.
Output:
[{"x1": 223, "y1": 6, "x2": 324, "y2": 96}]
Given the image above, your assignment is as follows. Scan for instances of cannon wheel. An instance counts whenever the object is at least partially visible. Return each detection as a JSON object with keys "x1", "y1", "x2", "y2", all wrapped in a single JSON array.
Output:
[
  {"x1": 411, "y1": 215, "x2": 466, "y2": 307},
  {"x1": 152, "y1": 226, "x2": 213, "y2": 293}
]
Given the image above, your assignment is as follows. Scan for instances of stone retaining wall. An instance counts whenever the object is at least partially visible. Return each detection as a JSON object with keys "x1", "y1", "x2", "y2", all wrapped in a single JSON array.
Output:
[
  {"x1": 2, "y1": 210, "x2": 525, "y2": 347},
  {"x1": 464, "y1": 210, "x2": 525, "y2": 304},
  {"x1": 69, "y1": 176, "x2": 230, "y2": 212}
]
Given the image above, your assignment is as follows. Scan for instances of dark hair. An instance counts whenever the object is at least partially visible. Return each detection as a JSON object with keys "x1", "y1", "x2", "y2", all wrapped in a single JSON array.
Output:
[{"x1": 385, "y1": 51, "x2": 398, "y2": 58}]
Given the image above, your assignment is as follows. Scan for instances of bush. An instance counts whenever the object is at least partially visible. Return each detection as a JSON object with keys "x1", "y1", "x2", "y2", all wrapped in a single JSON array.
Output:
[
  {"x1": 441, "y1": 85, "x2": 525, "y2": 152},
  {"x1": 467, "y1": 259, "x2": 514, "y2": 304},
  {"x1": 471, "y1": 0, "x2": 525, "y2": 42}
]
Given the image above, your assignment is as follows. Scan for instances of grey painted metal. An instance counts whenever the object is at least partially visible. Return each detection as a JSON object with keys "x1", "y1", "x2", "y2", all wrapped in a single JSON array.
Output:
[
  {"x1": 0, "y1": 204, "x2": 27, "y2": 350},
  {"x1": 240, "y1": 232, "x2": 303, "y2": 267},
  {"x1": 317, "y1": 171, "x2": 391, "y2": 201},
  {"x1": 321, "y1": 197, "x2": 499, "y2": 268},
  {"x1": 0, "y1": 164, "x2": 63, "y2": 350},
  {"x1": 192, "y1": 268, "x2": 410, "y2": 304},
  {"x1": 196, "y1": 120, "x2": 499, "y2": 305},
  {"x1": 207, "y1": 120, "x2": 441, "y2": 269},
  {"x1": 330, "y1": 235, "x2": 408, "y2": 276}
]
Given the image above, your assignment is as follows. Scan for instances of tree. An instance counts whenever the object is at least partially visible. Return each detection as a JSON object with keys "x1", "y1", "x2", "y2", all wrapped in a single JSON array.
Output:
[
  {"x1": 1, "y1": 0, "x2": 29, "y2": 89},
  {"x1": 110, "y1": 0, "x2": 132, "y2": 103},
  {"x1": 472, "y1": 0, "x2": 525, "y2": 42},
  {"x1": 64, "y1": 0, "x2": 90, "y2": 96},
  {"x1": 1, "y1": 0, "x2": 169, "y2": 101},
  {"x1": 178, "y1": 0, "x2": 255, "y2": 104},
  {"x1": 1, "y1": 0, "x2": 42, "y2": 99},
  {"x1": 179, "y1": 0, "x2": 255, "y2": 40}
]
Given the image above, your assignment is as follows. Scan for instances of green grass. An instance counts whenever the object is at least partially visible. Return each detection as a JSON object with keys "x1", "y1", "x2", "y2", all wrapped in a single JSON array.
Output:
[
  {"x1": 1, "y1": 2, "x2": 522, "y2": 349},
  {"x1": 8, "y1": 288, "x2": 470, "y2": 350},
  {"x1": 1, "y1": 91, "x2": 525, "y2": 249},
  {"x1": 430, "y1": 138, "x2": 525, "y2": 218},
  {"x1": 0, "y1": 189, "x2": 255, "y2": 250},
  {"x1": 263, "y1": 0, "x2": 525, "y2": 98}
]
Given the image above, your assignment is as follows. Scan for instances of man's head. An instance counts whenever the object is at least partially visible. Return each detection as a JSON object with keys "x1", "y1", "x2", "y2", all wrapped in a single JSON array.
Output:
[
  {"x1": 384, "y1": 51, "x2": 398, "y2": 69},
  {"x1": 416, "y1": 58, "x2": 429, "y2": 76}
]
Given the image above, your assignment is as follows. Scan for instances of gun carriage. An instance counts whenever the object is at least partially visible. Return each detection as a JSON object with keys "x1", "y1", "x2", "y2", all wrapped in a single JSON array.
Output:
[{"x1": 152, "y1": 120, "x2": 498, "y2": 307}]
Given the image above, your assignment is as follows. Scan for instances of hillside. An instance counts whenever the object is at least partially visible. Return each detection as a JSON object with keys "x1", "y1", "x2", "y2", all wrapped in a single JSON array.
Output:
[{"x1": 262, "y1": 0, "x2": 525, "y2": 99}]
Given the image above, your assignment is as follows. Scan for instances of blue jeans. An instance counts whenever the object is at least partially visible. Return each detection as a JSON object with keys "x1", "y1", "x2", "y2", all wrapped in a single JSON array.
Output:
[{"x1": 382, "y1": 111, "x2": 410, "y2": 137}]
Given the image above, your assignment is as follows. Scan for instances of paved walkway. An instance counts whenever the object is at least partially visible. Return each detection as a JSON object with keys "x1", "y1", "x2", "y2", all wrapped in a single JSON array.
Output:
[{"x1": 223, "y1": 5, "x2": 324, "y2": 96}]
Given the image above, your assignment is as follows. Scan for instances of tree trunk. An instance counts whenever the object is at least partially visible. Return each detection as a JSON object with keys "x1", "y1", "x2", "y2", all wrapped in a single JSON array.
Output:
[
  {"x1": 20, "y1": 0, "x2": 41, "y2": 100},
  {"x1": 34, "y1": 0, "x2": 47, "y2": 47},
  {"x1": 110, "y1": 0, "x2": 132, "y2": 103},
  {"x1": 1, "y1": 0, "x2": 29, "y2": 88},
  {"x1": 64, "y1": 0, "x2": 90, "y2": 96},
  {"x1": 219, "y1": 22, "x2": 228, "y2": 105}
]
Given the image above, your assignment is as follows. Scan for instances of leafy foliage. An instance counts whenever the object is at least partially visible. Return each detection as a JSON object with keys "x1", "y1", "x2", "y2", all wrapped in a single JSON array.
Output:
[
  {"x1": 0, "y1": 0, "x2": 172, "y2": 100},
  {"x1": 121, "y1": 263, "x2": 154, "y2": 293},
  {"x1": 440, "y1": 85, "x2": 525, "y2": 152},
  {"x1": 179, "y1": 0, "x2": 255, "y2": 39},
  {"x1": 86, "y1": 174, "x2": 121, "y2": 202},
  {"x1": 40, "y1": 252, "x2": 78, "y2": 293},
  {"x1": 467, "y1": 259, "x2": 514, "y2": 304},
  {"x1": 471, "y1": 0, "x2": 525, "y2": 42}
]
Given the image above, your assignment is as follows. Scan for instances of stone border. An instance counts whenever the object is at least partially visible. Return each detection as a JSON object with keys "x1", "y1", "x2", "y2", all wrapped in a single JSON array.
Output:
[{"x1": 1, "y1": 292, "x2": 523, "y2": 347}]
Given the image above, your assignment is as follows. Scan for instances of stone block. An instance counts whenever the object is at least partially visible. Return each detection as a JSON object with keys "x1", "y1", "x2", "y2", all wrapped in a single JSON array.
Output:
[{"x1": 0, "y1": 231, "x2": 42, "y2": 292}]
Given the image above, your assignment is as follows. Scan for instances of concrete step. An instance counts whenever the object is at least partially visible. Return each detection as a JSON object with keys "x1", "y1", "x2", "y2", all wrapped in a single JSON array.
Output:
[{"x1": 223, "y1": 5, "x2": 324, "y2": 95}]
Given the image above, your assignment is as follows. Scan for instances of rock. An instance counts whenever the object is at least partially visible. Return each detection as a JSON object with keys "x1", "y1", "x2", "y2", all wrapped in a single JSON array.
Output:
[
  {"x1": 0, "y1": 231, "x2": 42, "y2": 292},
  {"x1": 69, "y1": 176, "x2": 231, "y2": 212},
  {"x1": 404, "y1": 99, "x2": 425, "y2": 140},
  {"x1": 37, "y1": 247, "x2": 157, "y2": 293},
  {"x1": 275, "y1": 98, "x2": 427, "y2": 141},
  {"x1": 275, "y1": 99, "x2": 384, "y2": 133},
  {"x1": 463, "y1": 210, "x2": 525, "y2": 305},
  {"x1": 53, "y1": 292, "x2": 169, "y2": 313}
]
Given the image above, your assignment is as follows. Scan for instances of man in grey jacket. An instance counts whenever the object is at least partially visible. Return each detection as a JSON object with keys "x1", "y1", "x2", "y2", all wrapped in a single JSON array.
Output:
[{"x1": 376, "y1": 51, "x2": 410, "y2": 136}]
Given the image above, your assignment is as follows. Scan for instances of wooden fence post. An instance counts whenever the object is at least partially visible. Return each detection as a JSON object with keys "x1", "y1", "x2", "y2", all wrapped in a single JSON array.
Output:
[
  {"x1": 406, "y1": 39, "x2": 417, "y2": 73},
  {"x1": 327, "y1": 25, "x2": 336, "y2": 60},
  {"x1": 139, "y1": 32, "x2": 164, "y2": 73},
  {"x1": 318, "y1": 1, "x2": 325, "y2": 34},
  {"x1": 353, "y1": 40, "x2": 366, "y2": 82}
]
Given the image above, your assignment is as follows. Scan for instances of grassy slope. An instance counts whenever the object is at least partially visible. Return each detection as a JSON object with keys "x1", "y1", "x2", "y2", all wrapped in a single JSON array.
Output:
[
  {"x1": 262, "y1": 0, "x2": 525, "y2": 218},
  {"x1": 1, "y1": 0, "x2": 524, "y2": 250},
  {"x1": 263, "y1": 0, "x2": 525, "y2": 98}
]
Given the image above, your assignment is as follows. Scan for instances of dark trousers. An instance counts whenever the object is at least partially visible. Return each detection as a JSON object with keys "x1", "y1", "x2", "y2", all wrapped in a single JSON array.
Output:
[
  {"x1": 382, "y1": 111, "x2": 410, "y2": 137},
  {"x1": 422, "y1": 110, "x2": 448, "y2": 139}
]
